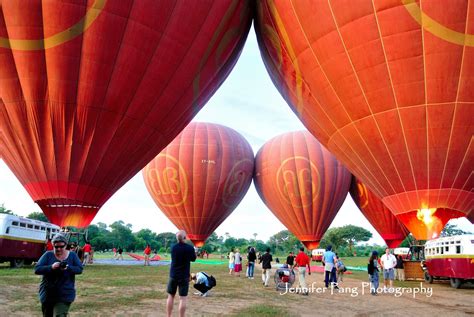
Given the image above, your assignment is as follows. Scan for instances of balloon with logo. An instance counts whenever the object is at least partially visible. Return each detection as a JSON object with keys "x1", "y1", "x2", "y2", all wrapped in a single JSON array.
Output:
[
  {"x1": 350, "y1": 177, "x2": 409, "y2": 248},
  {"x1": 255, "y1": 0, "x2": 472, "y2": 240},
  {"x1": 143, "y1": 122, "x2": 254, "y2": 247},
  {"x1": 254, "y1": 131, "x2": 351, "y2": 249},
  {"x1": 0, "y1": 1, "x2": 252, "y2": 227}
]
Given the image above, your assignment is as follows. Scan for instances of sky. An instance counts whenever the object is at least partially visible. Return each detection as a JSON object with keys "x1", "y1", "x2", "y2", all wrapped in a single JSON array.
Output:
[{"x1": 0, "y1": 28, "x2": 472, "y2": 245}]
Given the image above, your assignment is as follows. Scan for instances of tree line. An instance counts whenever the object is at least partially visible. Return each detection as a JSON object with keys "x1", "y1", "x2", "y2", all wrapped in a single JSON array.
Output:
[{"x1": 1, "y1": 204, "x2": 470, "y2": 256}]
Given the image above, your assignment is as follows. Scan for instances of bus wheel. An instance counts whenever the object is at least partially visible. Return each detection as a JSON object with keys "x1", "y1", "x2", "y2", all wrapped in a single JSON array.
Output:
[
  {"x1": 10, "y1": 259, "x2": 24, "y2": 268},
  {"x1": 450, "y1": 278, "x2": 462, "y2": 289},
  {"x1": 424, "y1": 271, "x2": 433, "y2": 284}
]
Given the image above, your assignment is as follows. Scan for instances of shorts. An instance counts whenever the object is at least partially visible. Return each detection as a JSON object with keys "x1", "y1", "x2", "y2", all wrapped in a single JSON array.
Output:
[
  {"x1": 167, "y1": 277, "x2": 190, "y2": 297},
  {"x1": 383, "y1": 268, "x2": 395, "y2": 280},
  {"x1": 234, "y1": 263, "x2": 242, "y2": 272},
  {"x1": 229, "y1": 263, "x2": 235, "y2": 269}
]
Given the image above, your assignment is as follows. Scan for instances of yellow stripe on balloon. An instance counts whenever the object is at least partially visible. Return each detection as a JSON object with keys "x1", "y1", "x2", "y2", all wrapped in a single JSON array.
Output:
[
  {"x1": 0, "y1": 0, "x2": 107, "y2": 50},
  {"x1": 402, "y1": 0, "x2": 474, "y2": 47}
]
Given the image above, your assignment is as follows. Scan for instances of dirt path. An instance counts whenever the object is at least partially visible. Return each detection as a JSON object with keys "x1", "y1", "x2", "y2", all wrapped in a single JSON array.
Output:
[
  {"x1": 152, "y1": 269, "x2": 474, "y2": 316},
  {"x1": 2, "y1": 265, "x2": 472, "y2": 316}
]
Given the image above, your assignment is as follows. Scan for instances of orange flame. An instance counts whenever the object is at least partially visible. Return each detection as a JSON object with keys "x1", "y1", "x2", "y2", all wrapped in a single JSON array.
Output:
[{"x1": 416, "y1": 208, "x2": 442, "y2": 239}]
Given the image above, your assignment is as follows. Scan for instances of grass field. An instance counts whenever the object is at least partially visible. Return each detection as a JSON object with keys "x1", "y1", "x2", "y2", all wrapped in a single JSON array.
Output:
[{"x1": 2, "y1": 256, "x2": 472, "y2": 316}]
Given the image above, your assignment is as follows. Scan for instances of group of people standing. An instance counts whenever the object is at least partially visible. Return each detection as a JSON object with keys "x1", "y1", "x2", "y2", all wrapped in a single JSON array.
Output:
[{"x1": 368, "y1": 248, "x2": 405, "y2": 295}]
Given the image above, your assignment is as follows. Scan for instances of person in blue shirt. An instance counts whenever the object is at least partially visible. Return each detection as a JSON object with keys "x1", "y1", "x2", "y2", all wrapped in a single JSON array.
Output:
[
  {"x1": 322, "y1": 245, "x2": 338, "y2": 289},
  {"x1": 34, "y1": 234, "x2": 83, "y2": 317},
  {"x1": 166, "y1": 230, "x2": 196, "y2": 317},
  {"x1": 191, "y1": 272, "x2": 213, "y2": 297}
]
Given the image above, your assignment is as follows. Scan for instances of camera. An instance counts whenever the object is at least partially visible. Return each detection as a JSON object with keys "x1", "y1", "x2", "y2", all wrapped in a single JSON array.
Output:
[{"x1": 59, "y1": 261, "x2": 68, "y2": 269}]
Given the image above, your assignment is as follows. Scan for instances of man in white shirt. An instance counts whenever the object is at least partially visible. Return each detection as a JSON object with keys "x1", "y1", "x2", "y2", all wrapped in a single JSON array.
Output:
[{"x1": 380, "y1": 248, "x2": 397, "y2": 291}]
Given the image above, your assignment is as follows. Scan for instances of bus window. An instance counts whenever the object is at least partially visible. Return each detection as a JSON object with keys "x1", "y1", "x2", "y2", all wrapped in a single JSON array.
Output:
[
  {"x1": 27, "y1": 224, "x2": 33, "y2": 229},
  {"x1": 34, "y1": 225, "x2": 40, "y2": 230},
  {"x1": 6, "y1": 227, "x2": 9, "y2": 234},
  {"x1": 456, "y1": 245, "x2": 461, "y2": 254},
  {"x1": 445, "y1": 246, "x2": 449, "y2": 252},
  {"x1": 20, "y1": 223, "x2": 26, "y2": 227},
  {"x1": 41, "y1": 227, "x2": 45, "y2": 231},
  {"x1": 440, "y1": 248, "x2": 444, "y2": 254},
  {"x1": 12, "y1": 221, "x2": 18, "y2": 226}
]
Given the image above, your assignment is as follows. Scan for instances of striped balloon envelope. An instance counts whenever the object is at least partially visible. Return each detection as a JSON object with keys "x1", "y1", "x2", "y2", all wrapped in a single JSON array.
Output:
[
  {"x1": 0, "y1": 1, "x2": 252, "y2": 227},
  {"x1": 255, "y1": 0, "x2": 472, "y2": 240},
  {"x1": 254, "y1": 131, "x2": 351, "y2": 250},
  {"x1": 143, "y1": 122, "x2": 254, "y2": 247},
  {"x1": 350, "y1": 177, "x2": 409, "y2": 248}
]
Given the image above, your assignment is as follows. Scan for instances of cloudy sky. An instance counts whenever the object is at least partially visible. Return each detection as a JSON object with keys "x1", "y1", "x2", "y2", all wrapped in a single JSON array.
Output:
[{"x1": 1, "y1": 28, "x2": 471, "y2": 245}]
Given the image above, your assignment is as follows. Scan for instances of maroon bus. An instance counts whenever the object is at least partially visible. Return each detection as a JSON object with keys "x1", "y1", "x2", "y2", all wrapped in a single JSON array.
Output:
[
  {"x1": 423, "y1": 234, "x2": 474, "y2": 288},
  {"x1": 0, "y1": 214, "x2": 60, "y2": 267}
]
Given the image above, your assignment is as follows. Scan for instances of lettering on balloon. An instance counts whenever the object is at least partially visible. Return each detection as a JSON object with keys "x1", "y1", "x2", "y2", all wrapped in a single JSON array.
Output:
[
  {"x1": 223, "y1": 159, "x2": 253, "y2": 207},
  {"x1": 276, "y1": 156, "x2": 320, "y2": 208},
  {"x1": 145, "y1": 154, "x2": 188, "y2": 207}
]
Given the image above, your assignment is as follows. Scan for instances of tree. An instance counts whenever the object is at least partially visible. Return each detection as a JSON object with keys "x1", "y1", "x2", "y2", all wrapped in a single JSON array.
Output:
[
  {"x1": 27, "y1": 212, "x2": 49, "y2": 222},
  {"x1": 0, "y1": 203, "x2": 14, "y2": 215},
  {"x1": 320, "y1": 228, "x2": 347, "y2": 251},
  {"x1": 338, "y1": 225, "x2": 372, "y2": 254},
  {"x1": 441, "y1": 224, "x2": 472, "y2": 237},
  {"x1": 268, "y1": 230, "x2": 303, "y2": 254},
  {"x1": 109, "y1": 220, "x2": 136, "y2": 251},
  {"x1": 156, "y1": 232, "x2": 176, "y2": 253},
  {"x1": 320, "y1": 225, "x2": 372, "y2": 255}
]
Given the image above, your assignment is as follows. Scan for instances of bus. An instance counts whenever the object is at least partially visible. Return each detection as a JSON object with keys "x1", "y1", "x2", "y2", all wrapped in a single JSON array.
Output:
[
  {"x1": 311, "y1": 248, "x2": 325, "y2": 262},
  {"x1": 0, "y1": 214, "x2": 61, "y2": 267},
  {"x1": 423, "y1": 234, "x2": 474, "y2": 288}
]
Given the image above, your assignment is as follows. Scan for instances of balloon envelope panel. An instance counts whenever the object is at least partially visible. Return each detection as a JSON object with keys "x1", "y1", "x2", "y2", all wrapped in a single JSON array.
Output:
[
  {"x1": 143, "y1": 122, "x2": 254, "y2": 247},
  {"x1": 0, "y1": 0, "x2": 252, "y2": 227},
  {"x1": 255, "y1": 0, "x2": 472, "y2": 240},
  {"x1": 350, "y1": 177, "x2": 409, "y2": 248},
  {"x1": 254, "y1": 131, "x2": 351, "y2": 249}
]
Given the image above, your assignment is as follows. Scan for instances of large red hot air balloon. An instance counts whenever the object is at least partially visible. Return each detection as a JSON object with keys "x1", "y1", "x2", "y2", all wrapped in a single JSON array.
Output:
[
  {"x1": 0, "y1": 1, "x2": 252, "y2": 227},
  {"x1": 143, "y1": 122, "x2": 254, "y2": 247},
  {"x1": 350, "y1": 177, "x2": 409, "y2": 248},
  {"x1": 254, "y1": 131, "x2": 351, "y2": 249},
  {"x1": 255, "y1": 0, "x2": 472, "y2": 240}
]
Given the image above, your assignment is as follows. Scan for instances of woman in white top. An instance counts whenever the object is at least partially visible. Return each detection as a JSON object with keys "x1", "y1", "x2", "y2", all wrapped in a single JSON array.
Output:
[{"x1": 234, "y1": 249, "x2": 242, "y2": 276}]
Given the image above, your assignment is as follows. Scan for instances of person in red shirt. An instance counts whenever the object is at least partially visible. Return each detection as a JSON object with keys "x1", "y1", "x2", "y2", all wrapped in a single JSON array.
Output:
[
  {"x1": 45, "y1": 238, "x2": 53, "y2": 252},
  {"x1": 294, "y1": 247, "x2": 311, "y2": 295},
  {"x1": 144, "y1": 244, "x2": 152, "y2": 266},
  {"x1": 82, "y1": 242, "x2": 92, "y2": 266}
]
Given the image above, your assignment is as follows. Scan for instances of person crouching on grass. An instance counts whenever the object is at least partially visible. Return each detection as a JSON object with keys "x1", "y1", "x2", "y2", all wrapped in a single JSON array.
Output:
[
  {"x1": 35, "y1": 234, "x2": 83, "y2": 317},
  {"x1": 191, "y1": 272, "x2": 214, "y2": 297}
]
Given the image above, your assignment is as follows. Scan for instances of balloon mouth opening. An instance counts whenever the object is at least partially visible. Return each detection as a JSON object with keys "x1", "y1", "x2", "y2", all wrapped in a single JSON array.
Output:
[{"x1": 44, "y1": 204, "x2": 99, "y2": 209}]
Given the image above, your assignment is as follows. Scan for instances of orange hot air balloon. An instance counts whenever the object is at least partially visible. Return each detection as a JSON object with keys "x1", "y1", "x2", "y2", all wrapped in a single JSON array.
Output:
[
  {"x1": 0, "y1": 1, "x2": 252, "y2": 227},
  {"x1": 143, "y1": 122, "x2": 254, "y2": 247},
  {"x1": 350, "y1": 177, "x2": 409, "y2": 248},
  {"x1": 254, "y1": 131, "x2": 351, "y2": 249},
  {"x1": 255, "y1": 0, "x2": 472, "y2": 240}
]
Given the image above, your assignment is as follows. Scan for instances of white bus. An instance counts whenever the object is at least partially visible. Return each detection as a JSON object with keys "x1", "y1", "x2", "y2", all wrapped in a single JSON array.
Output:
[{"x1": 0, "y1": 214, "x2": 60, "y2": 267}]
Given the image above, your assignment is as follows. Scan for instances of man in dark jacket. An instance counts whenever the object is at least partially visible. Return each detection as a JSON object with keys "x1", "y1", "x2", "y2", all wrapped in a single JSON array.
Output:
[
  {"x1": 259, "y1": 248, "x2": 273, "y2": 287},
  {"x1": 166, "y1": 230, "x2": 196, "y2": 317}
]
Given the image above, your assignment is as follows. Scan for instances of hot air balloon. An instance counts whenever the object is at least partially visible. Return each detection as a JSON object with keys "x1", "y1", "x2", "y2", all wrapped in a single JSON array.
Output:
[
  {"x1": 255, "y1": 0, "x2": 472, "y2": 240},
  {"x1": 254, "y1": 131, "x2": 351, "y2": 249},
  {"x1": 350, "y1": 177, "x2": 409, "y2": 248},
  {"x1": 143, "y1": 122, "x2": 254, "y2": 247},
  {"x1": 0, "y1": 1, "x2": 252, "y2": 227}
]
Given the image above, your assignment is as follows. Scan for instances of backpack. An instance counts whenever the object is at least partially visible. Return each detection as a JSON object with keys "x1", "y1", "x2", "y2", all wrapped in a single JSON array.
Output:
[{"x1": 202, "y1": 272, "x2": 217, "y2": 287}]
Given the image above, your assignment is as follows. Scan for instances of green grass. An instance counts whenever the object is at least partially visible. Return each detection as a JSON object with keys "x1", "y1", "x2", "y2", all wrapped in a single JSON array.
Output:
[{"x1": 233, "y1": 305, "x2": 295, "y2": 317}]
